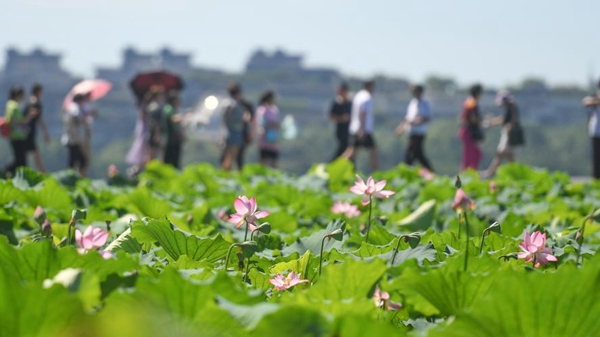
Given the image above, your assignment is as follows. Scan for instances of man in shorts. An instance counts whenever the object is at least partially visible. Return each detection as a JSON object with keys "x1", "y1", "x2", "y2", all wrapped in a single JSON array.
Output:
[
  {"x1": 329, "y1": 82, "x2": 352, "y2": 161},
  {"x1": 343, "y1": 80, "x2": 378, "y2": 171}
]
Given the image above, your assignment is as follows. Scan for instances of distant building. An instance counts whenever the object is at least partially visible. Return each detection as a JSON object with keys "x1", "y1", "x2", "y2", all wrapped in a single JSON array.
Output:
[
  {"x1": 96, "y1": 47, "x2": 193, "y2": 85},
  {"x1": 0, "y1": 47, "x2": 75, "y2": 89},
  {"x1": 246, "y1": 49, "x2": 303, "y2": 73}
]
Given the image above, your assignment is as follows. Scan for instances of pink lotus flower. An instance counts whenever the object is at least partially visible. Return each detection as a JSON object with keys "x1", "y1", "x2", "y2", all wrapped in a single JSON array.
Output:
[
  {"x1": 331, "y1": 201, "x2": 361, "y2": 218},
  {"x1": 269, "y1": 271, "x2": 309, "y2": 291},
  {"x1": 228, "y1": 196, "x2": 270, "y2": 228},
  {"x1": 518, "y1": 231, "x2": 558, "y2": 268},
  {"x1": 418, "y1": 168, "x2": 435, "y2": 181},
  {"x1": 76, "y1": 226, "x2": 109, "y2": 250},
  {"x1": 217, "y1": 209, "x2": 229, "y2": 221},
  {"x1": 75, "y1": 225, "x2": 112, "y2": 259},
  {"x1": 452, "y1": 188, "x2": 476, "y2": 213},
  {"x1": 349, "y1": 175, "x2": 395, "y2": 206},
  {"x1": 489, "y1": 180, "x2": 498, "y2": 194},
  {"x1": 107, "y1": 164, "x2": 119, "y2": 178},
  {"x1": 373, "y1": 286, "x2": 402, "y2": 311}
]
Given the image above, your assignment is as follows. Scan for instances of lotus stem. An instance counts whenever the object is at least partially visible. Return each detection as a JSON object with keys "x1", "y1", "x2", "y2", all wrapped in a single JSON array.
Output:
[
  {"x1": 318, "y1": 236, "x2": 327, "y2": 276},
  {"x1": 244, "y1": 257, "x2": 250, "y2": 283},
  {"x1": 479, "y1": 230, "x2": 487, "y2": 256},
  {"x1": 457, "y1": 213, "x2": 461, "y2": 240},
  {"x1": 67, "y1": 218, "x2": 75, "y2": 246},
  {"x1": 243, "y1": 221, "x2": 249, "y2": 241},
  {"x1": 365, "y1": 196, "x2": 373, "y2": 243},
  {"x1": 224, "y1": 243, "x2": 239, "y2": 272},
  {"x1": 463, "y1": 212, "x2": 471, "y2": 272},
  {"x1": 577, "y1": 216, "x2": 590, "y2": 267},
  {"x1": 390, "y1": 235, "x2": 406, "y2": 265}
]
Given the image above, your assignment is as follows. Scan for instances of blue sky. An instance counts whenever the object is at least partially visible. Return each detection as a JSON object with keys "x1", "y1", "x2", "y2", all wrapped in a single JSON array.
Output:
[{"x1": 1, "y1": 0, "x2": 599, "y2": 87}]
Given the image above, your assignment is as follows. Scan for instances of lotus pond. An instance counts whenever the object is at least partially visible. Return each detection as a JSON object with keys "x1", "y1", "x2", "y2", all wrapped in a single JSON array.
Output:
[{"x1": 2, "y1": 160, "x2": 600, "y2": 337}]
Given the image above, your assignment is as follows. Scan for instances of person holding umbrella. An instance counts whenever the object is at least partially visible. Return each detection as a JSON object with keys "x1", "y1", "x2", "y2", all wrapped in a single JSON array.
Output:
[
  {"x1": 81, "y1": 92, "x2": 99, "y2": 169},
  {"x1": 126, "y1": 88, "x2": 154, "y2": 175},
  {"x1": 129, "y1": 71, "x2": 184, "y2": 167},
  {"x1": 62, "y1": 79, "x2": 112, "y2": 174}
]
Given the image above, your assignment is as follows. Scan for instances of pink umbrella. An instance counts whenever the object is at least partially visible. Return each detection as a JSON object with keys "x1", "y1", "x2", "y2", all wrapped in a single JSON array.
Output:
[{"x1": 63, "y1": 79, "x2": 112, "y2": 109}]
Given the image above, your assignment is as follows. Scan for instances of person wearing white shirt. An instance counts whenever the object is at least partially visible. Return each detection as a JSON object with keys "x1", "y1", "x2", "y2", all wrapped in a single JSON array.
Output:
[
  {"x1": 343, "y1": 80, "x2": 378, "y2": 171},
  {"x1": 396, "y1": 85, "x2": 433, "y2": 171},
  {"x1": 61, "y1": 94, "x2": 89, "y2": 176},
  {"x1": 583, "y1": 80, "x2": 600, "y2": 178}
]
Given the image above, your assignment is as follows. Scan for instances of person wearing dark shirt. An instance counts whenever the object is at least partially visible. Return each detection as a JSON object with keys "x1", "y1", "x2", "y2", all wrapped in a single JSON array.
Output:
[
  {"x1": 238, "y1": 96, "x2": 254, "y2": 168},
  {"x1": 484, "y1": 91, "x2": 523, "y2": 177},
  {"x1": 329, "y1": 82, "x2": 351, "y2": 161},
  {"x1": 162, "y1": 91, "x2": 184, "y2": 169},
  {"x1": 458, "y1": 84, "x2": 484, "y2": 171},
  {"x1": 583, "y1": 80, "x2": 600, "y2": 178},
  {"x1": 219, "y1": 83, "x2": 254, "y2": 170},
  {"x1": 24, "y1": 83, "x2": 50, "y2": 173}
]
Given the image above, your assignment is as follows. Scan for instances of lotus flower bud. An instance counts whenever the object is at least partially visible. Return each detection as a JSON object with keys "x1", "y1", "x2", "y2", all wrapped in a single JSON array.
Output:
[
  {"x1": 33, "y1": 206, "x2": 46, "y2": 225},
  {"x1": 41, "y1": 219, "x2": 52, "y2": 236}
]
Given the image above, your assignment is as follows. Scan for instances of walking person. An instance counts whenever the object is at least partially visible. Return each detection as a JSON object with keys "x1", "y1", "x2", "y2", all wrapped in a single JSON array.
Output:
[
  {"x1": 395, "y1": 84, "x2": 433, "y2": 171},
  {"x1": 256, "y1": 91, "x2": 281, "y2": 169},
  {"x1": 583, "y1": 80, "x2": 600, "y2": 179},
  {"x1": 80, "y1": 92, "x2": 98, "y2": 171},
  {"x1": 162, "y1": 91, "x2": 185, "y2": 169},
  {"x1": 24, "y1": 83, "x2": 51, "y2": 173},
  {"x1": 218, "y1": 83, "x2": 254, "y2": 169},
  {"x1": 4, "y1": 86, "x2": 38, "y2": 177},
  {"x1": 458, "y1": 84, "x2": 484, "y2": 171},
  {"x1": 237, "y1": 92, "x2": 255, "y2": 169},
  {"x1": 484, "y1": 91, "x2": 524, "y2": 177},
  {"x1": 343, "y1": 80, "x2": 378, "y2": 171},
  {"x1": 329, "y1": 82, "x2": 352, "y2": 161},
  {"x1": 61, "y1": 94, "x2": 88, "y2": 176},
  {"x1": 221, "y1": 83, "x2": 251, "y2": 171},
  {"x1": 126, "y1": 91, "x2": 153, "y2": 176},
  {"x1": 145, "y1": 88, "x2": 166, "y2": 161}
]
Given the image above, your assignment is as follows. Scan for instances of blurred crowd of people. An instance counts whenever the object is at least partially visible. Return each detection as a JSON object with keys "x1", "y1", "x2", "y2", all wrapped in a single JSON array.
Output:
[
  {"x1": 328, "y1": 80, "x2": 526, "y2": 178},
  {"x1": 125, "y1": 87, "x2": 185, "y2": 175},
  {"x1": 219, "y1": 84, "x2": 283, "y2": 171},
  {"x1": 3, "y1": 78, "x2": 600, "y2": 179},
  {"x1": 2, "y1": 84, "x2": 50, "y2": 176}
]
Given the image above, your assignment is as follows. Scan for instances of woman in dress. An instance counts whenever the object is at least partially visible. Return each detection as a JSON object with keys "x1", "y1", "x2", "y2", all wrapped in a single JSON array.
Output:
[
  {"x1": 126, "y1": 88, "x2": 157, "y2": 175},
  {"x1": 458, "y1": 84, "x2": 484, "y2": 171},
  {"x1": 256, "y1": 91, "x2": 281, "y2": 169}
]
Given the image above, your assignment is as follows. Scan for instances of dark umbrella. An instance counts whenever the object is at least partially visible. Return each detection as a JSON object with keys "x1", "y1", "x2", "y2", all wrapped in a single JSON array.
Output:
[{"x1": 129, "y1": 71, "x2": 184, "y2": 101}]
